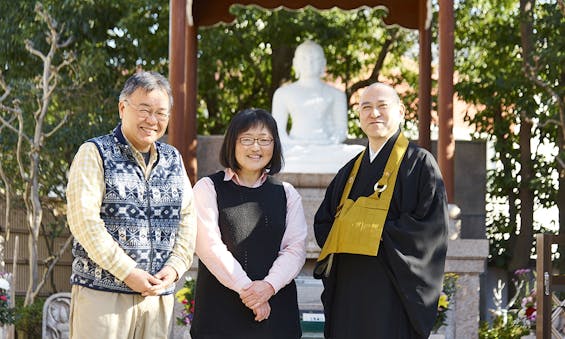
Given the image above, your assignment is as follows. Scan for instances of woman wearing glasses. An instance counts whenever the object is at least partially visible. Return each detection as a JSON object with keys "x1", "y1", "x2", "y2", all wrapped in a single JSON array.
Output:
[{"x1": 190, "y1": 108, "x2": 307, "y2": 339}]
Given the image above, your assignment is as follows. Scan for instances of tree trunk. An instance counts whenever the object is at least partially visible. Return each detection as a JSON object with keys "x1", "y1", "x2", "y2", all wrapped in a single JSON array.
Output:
[
  {"x1": 25, "y1": 231, "x2": 39, "y2": 306},
  {"x1": 269, "y1": 44, "x2": 293, "y2": 102},
  {"x1": 508, "y1": 0, "x2": 536, "y2": 272},
  {"x1": 493, "y1": 105, "x2": 519, "y2": 268},
  {"x1": 508, "y1": 118, "x2": 535, "y2": 272}
]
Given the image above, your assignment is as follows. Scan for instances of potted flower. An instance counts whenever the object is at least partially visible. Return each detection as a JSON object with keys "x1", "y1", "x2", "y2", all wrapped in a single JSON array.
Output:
[
  {"x1": 478, "y1": 268, "x2": 535, "y2": 338},
  {"x1": 514, "y1": 269, "x2": 536, "y2": 338},
  {"x1": 0, "y1": 272, "x2": 15, "y2": 336},
  {"x1": 175, "y1": 276, "x2": 196, "y2": 327},
  {"x1": 430, "y1": 273, "x2": 458, "y2": 338}
]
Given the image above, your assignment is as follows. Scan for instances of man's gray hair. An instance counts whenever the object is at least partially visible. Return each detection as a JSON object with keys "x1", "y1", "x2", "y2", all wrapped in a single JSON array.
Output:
[{"x1": 119, "y1": 71, "x2": 173, "y2": 109}]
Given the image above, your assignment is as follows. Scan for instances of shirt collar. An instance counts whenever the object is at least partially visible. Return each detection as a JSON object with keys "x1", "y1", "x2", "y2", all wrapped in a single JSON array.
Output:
[
  {"x1": 368, "y1": 128, "x2": 401, "y2": 163},
  {"x1": 368, "y1": 143, "x2": 385, "y2": 163},
  {"x1": 117, "y1": 124, "x2": 157, "y2": 168},
  {"x1": 224, "y1": 168, "x2": 268, "y2": 188}
]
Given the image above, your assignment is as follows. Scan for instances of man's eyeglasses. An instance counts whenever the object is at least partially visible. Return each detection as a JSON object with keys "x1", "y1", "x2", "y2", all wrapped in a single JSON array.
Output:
[
  {"x1": 125, "y1": 100, "x2": 170, "y2": 122},
  {"x1": 239, "y1": 137, "x2": 274, "y2": 146}
]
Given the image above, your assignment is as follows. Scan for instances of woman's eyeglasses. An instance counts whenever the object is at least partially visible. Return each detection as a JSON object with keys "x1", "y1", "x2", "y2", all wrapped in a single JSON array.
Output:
[{"x1": 239, "y1": 137, "x2": 274, "y2": 146}]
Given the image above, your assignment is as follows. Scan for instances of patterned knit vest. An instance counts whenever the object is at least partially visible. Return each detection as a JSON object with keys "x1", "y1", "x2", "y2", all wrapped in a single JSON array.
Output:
[{"x1": 70, "y1": 125, "x2": 184, "y2": 294}]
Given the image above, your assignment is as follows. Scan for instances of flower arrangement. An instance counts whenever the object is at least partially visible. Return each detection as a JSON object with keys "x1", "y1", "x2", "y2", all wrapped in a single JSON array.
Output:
[
  {"x1": 514, "y1": 268, "x2": 536, "y2": 331},
  {"x1": 478, "y1": 268, "x2": 535, "y2": 337},
  {"x1": 0, "y1": 272, "x2": 15, "y2": 326},
  {"x1": 175, "y1": 276, "x2": 196, "y2": 326},
  {"x1": 433, "y1": 273, "x2": 458, "y2": 333}
]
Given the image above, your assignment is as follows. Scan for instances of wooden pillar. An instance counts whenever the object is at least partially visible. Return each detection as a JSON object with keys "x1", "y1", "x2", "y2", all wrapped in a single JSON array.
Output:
[
  {"x1": 168, "y1": 0, "x2": 188, "y2": 177},
  {"x1": 438, "y1": 0, "x2": 455, "y2": 202},
  {"x1": 184, "y1": 23, "x2": 198, "y2": 184},
  {"x1": 418, "y1": 0, "x2": 432, "y2": 152},
  {"x1": 536, "y1": 233, "x2": 552, "y2": 339}
]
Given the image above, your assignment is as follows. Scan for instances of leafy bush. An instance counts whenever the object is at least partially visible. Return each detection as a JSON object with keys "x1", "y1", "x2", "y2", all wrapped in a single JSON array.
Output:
[
  {"x1": 479, "y1": 313, "x2": 530, "y2": 339},
  {"x1": 14, "y1": 296, "x2": 45, "y2": 339}
]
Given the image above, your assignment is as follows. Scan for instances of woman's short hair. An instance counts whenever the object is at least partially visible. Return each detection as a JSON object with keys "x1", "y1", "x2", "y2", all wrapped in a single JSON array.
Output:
[{"x1": 219, "y1": 108, "x2": 284, "y2": 174}]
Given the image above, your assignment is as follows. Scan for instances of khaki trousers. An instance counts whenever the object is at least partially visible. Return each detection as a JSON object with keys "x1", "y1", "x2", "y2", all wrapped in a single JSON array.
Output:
[{"x1": 70, "y1": 285, "x2": 174, "y2": 339}]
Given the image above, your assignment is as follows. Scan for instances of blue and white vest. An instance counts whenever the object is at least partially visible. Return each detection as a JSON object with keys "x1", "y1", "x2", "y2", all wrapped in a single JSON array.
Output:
[{"x1": 70, "y1": 125, "x2": 184, "y2": 294}]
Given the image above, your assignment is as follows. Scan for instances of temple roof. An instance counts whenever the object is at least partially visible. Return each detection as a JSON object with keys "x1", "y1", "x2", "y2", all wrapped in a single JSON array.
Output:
[{"x1": 191, "y1": 0, "x2": 429, "y2": 29}]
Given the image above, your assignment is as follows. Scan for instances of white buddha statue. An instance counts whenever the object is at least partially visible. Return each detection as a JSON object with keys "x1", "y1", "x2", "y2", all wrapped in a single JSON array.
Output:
[{"x1": 272, "y1": 40, "x2": 364, "y2": 173}]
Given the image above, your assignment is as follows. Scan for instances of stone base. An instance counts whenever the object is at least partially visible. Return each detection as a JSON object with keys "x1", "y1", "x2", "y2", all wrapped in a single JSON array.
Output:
[{"x1": 274, "y1": 172, "x2": 333, "y2": 259}]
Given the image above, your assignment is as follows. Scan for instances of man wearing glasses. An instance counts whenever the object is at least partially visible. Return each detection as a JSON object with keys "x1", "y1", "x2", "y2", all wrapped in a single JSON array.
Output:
[{"x1": 66, "y1": 71, "x2": 197, "y2": 338}]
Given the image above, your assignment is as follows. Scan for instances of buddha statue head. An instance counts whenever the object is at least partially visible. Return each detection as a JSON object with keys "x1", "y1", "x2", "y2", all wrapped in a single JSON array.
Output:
[{"x1": 292, "y1": 40, "x2": 327, "y2": 80}]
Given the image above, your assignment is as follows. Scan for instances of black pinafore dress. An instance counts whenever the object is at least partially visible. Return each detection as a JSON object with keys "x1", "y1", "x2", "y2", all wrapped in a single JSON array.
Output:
[{"x1": 190, "y1": 172, "x2": 301, "y2": 339}]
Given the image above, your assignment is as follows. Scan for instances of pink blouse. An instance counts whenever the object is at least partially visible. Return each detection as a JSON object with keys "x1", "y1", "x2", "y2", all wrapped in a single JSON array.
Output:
[{"x1": 193, "y1": 169, "x2": 307, "y2": 294}]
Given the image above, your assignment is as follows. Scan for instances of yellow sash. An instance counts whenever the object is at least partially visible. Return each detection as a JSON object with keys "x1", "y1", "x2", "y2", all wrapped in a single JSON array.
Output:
[{"x1": 316, "y1": 133, "x2": 409, "y2": 276}]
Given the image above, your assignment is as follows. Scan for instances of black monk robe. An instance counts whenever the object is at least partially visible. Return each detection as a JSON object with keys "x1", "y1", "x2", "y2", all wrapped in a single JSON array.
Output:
[{"x1": 314, "y1": 129, "x2": 448, "y2": 339}]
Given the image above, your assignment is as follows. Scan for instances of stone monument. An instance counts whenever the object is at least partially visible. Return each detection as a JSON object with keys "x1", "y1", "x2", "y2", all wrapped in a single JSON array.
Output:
[
  {"x1": 272, "y1": 40, "x2": 364, "y2": 173},
  {"x1": 42, "y1": 292, "x2": 71, "y2": 339}
]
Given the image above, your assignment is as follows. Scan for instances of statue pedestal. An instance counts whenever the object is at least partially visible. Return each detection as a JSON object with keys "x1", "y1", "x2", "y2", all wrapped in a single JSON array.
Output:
[
  {"x1": 274, "y1": 172, "x2": 333, "y2": 259},
  {"x1": 281, "y1": 143, "x2": 364, "y2": 174}
]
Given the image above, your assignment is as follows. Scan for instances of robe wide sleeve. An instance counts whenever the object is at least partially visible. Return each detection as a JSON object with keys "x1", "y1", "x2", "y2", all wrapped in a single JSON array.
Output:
[{"x1": 381, "y1": 146, "x2": 449, "y2": 335}]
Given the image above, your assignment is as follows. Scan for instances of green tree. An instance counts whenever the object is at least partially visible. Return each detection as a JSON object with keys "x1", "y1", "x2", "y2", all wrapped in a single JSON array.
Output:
[
  {"x1": 521, "y1": 1, "x2": 565, "y2": 268},
  {"x1": 454, "y1": 0, "x2": 563, "y2": 271},
  {"x1": 0, "y1": 2, "x2": 75, "y2": 307}
]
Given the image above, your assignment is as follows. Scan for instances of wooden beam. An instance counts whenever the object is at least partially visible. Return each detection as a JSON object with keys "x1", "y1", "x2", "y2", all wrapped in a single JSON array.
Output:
[{"x1": 192, "y1": 0, "x2": 427, "y2": 29}]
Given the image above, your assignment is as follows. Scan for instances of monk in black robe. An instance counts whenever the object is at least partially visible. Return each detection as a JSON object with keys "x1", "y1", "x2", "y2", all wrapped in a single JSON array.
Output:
[{"x1": 314, "y1": 83, "x2": 448, "y2": 339}]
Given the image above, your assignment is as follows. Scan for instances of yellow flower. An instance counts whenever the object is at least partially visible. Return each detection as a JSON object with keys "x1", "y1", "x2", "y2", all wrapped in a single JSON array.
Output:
[
  {"x1": 438, "y1": 293, "x2": 449, "y2": 309},
  {"x1": 175, "y1": 287, "x2": 191, "y2": 303}
]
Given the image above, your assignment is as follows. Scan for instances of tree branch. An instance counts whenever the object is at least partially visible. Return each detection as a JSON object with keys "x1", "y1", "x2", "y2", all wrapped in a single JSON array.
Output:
[
  {"x1": 58, "y1": 36, "x2": 73, "y2": 49},
  {"x1": 0, "y1": 160, "x2": 11, "y2": 240},
  {"x1": 54, "y1": 54, "x2": 75, "y2": 74},
  {"x1": 348, "y1": 28, "x2": 399, "y2": 99},
  {"x1": 44, "y1": 111, "x2": 70, "y2": 138},
  {"x1": 15, "y1": 110, "x2": 29, "y2": 184},
  {"x1": 0, "y1": 111, "x2": 21, "y2": 135},
  {"x1": 0, "y1": 73, "x2": 22, "y2": 134},
  {"x1": 0, "y1": 121, "x2": 14, "y2": 240},
  {"x1": 0, "y1": 74, "x2": 12, "y2": 102},
  {"x1": 524, "y1": 61, "x2": 565, "y2": 143},
  {"x1": 538, "y1": 118, "x2": 563, "y2": 128},
  {"x1": 24, "y1": 40, "x2": 46, "y2": 63},
  {"x1": 31, "y1": 234, "x2": 73, "y2": 299}
]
